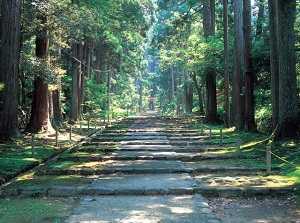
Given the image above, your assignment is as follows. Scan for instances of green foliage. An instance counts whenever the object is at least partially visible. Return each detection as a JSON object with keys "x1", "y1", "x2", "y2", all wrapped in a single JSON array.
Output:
[
  {"x1": 0, "y1": 197, "x2": 76, "y2": 222},
  {"x1": 0, "y1": 83, "x2": 4, "y2": 90},
  {"x1": 0, "y1": 144, "x2": 63, "y2": 182},
  {"x1": 256, "y1": 105, "x2": 272, "y2": 133}
]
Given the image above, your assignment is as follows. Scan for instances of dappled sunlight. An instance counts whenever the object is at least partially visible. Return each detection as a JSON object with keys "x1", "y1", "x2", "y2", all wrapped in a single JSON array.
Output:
[
  {"x1": 121, "y1": 210, "x2": 160, "y2": 223},
  {"x1": 75, "y1": 161, "x2": 107, "y2": 169},
  {"x1": 169, "y1": 206, "x2": 194, "y2": 214},
  {"x1": 66, "y1": 195, "x2": 207, "y2": 223},
  {"x1": 241, "y1": 138, "x2": 269, "y2": 149}
]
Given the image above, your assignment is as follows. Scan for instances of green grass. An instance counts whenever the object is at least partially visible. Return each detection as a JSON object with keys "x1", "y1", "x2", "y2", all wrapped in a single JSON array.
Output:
[
  {"x1": 0, "y1": 145, "x2": 63, "y2": 183},
  {"x1": 49, "y1": 160, "x2": 105, "y2": 170},
  {"x1": 0, "y1": 197, "x2": 78, "y2": 223},
  {"x1": 164, "y1": 118, "x2": 300, "y2": 185},
  {"x1": 189, "y1": 122, "x2": 300, "y2": 184},
  {"x1": 4, "y1": 175, "x2": 93, "y2": 189}
]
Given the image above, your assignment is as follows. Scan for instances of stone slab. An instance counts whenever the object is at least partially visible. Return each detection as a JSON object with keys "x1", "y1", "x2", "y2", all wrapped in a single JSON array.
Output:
[
  {"x1": 120, "y1": 139, "x2": 170, "y2": 145},
  {"x1": 107, "y1": 151, "x2": 178, "y2": 160},
  {"x1": 84, "y1": 173, "x2": 197, "y2": 196},
  {"x1": 125, "y1": 132, "x2": 166, "y2": 137},
  {"x1": 123, "y1": 136, "x2": 167, "y2": 141},
  {"x1": 65, "y1": 195, "x2": 220, "y2": 223},
  {"x1": 185, "y1": 162, "x2": 265, "y2": 172},
  {"x1": 119, "y1": 145, "x2": 174, "y2": 151},
  {"x1": 99, "y1": 160, "x2": 192, "y2": 174},
  {"x1": 48, "y1": 186, "x2": 77, "y2": 197}
]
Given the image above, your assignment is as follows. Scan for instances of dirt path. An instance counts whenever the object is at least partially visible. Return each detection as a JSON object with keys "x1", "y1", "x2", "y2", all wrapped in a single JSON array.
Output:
[{"x1": 206, "y1": 195, "x2": 300, "y2": 223}]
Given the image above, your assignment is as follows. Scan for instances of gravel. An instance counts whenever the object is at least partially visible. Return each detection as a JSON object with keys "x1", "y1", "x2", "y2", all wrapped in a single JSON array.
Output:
[{"x1": 206, "y1": 195, "x2": 300, "y2": 223}]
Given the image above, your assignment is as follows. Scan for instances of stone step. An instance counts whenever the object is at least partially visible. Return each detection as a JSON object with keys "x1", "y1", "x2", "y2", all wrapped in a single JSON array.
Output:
[
  {"x1": 186, "y1": 161, "x2": 280, "y2": 173},
  {"x1": 81, "y1": 173, "x2": 197, "y2": 196},
  {"x1": 90, "y1": 136, "x2": 168, "y2": 142},
  {"x1": 193, "y1": 175, "x2": 296, "y2": 188},
  {"x1": 164, "y1": 129, "x2": 199, "y2": 133},
  {"x1": 65, "y1": 195, "x2": 219, "y2": 223},
  {"x1": 120, "y1": 139, "x2": 170, "y2": 145},
  {"x1": 99, "y1": 160, "x2": 193, "y2": 174},
  {"x1": 102, "y1": 151, "x2": 239, "y2": 162},
  {"x1": 126, "y1": 129, "x2": 164, "y2": 132},
  {"x1": 195, "y1": 186, "x2": 296, "y2": 198},
  {"x1": 116, "y1": 145, "x2": 223, "y2": 152},
  {"x1": 169, "y1": 141, "x2": 233, "y2": 146},
  {"x1": 1, "y1": 184, "x2": 296, "y2": 198},
  {"x1": 125, "y1": 132, "x2": 166, "y2": 137},
  {"x1": 81, "y1": 141, "x2": 120, "y2": 146},
  {"x1": 35, "y1": 160, "x2": 193, "y2": 176}
]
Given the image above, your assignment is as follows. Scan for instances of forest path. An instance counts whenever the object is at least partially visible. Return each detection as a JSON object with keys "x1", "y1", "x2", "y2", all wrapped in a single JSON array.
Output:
[
  {"x1": 65, "y1": 111, "x2": 219, "y2": 222},
  {"x1": 1, "y1": 111, "x2": 298, "y2": 222}
]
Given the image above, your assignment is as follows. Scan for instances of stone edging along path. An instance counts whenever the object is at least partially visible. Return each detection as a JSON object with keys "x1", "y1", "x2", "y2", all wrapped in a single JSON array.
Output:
[
  {"x1": 0, "y1": 112, "x2": 298, "y2": 222},
  {"x1": 0, "y1": 113, "x2": 297, "y2": 198}
]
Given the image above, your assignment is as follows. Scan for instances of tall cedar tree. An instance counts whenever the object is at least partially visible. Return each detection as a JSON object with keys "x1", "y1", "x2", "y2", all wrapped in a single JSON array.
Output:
[
  {"x1": 26, "y1": 9, "x2": 53, "y2": 133},
  {"x1": 203, "y1": 0, "x2": 217, "y2": 123},
  {"x1": 269, "y1": 0, "x2": 279, "y2": 131},
  {"x1": 275, "y1": 0, "x2": 298, "y2": 139},
  {"x1": 0, "y1": 0, "x2": 22, "y2": 141},
  {"x1": 232, "y1": 0, "x2": 244, "y2": 130},
  {"x1": 243, "y1": 0, "x2": 256, "y2": 131},
  {"x1": 223, "y1": 0, "x2": 230, "y2": 127}
]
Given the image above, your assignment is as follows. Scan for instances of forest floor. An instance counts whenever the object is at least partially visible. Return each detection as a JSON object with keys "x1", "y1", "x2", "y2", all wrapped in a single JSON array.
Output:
[
  {"x1": 206, "y1": 196, "x2": 300, "y2": 223},
  {"x1": 0, "y1": 114, "x2": 300, "y2": 222}
]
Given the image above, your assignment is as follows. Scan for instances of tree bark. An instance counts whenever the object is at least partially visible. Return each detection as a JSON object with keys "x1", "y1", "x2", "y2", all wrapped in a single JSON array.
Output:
[
  {"x1": 169, "y1": 66, "x2": 175, "y2": 103},
  {"x1": 176, "y1": 70, "x2": 181, "y2": 115},
  {"x1": 78, "y1": 44, "x2": 84, "y2": 117},
  {"x1": 191, "y1": 72, "x2": 204, "y2": 114},
  {"x1": 184, "y1": 70, "x2": 193, "y2": 114},
  {"x1": 223, "y1": 0, "x2": 230, "y2": 128},
  {"x1": 52, "y1": 39, "x2": 62, "y2": 127},
  {"x1": 203, "y1": 0, "x2": 217, "y2": 123},
  {"x1": 70, "y1": 44, "x2": 79, "y2": 121},
  {"x1": 275, "y1": 0, "x2": 298, "y2": 139},
  {"x1": 256, "y1": 0, "x2": 265, "y2": 38},
  {"x1": 26, "y1": 10, "x2": 53, "y2": 133},
  {"x1": 243, "y1": 0, "x2": 256, "y2": 131},
  {"x1": 0, "y1": 0, "x2": 22, "y2": 141},
  {"x1": 86, "y1": 46, "x2": 92, "y2": 79},
  {"x1": 269, "y1": 0, "x2": 279, "y2": 131},
  {"x1": 232, "y1": 0, "x2": 244, "y2": 130},
  {"x1": 26, "y1": 77, "x2": 52, "y2": 133}
]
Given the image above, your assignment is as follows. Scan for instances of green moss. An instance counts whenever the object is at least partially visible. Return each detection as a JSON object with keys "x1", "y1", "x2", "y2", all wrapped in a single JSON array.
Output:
[
  {"x1": 4, "y1": 175, "x2": 93, "y2": 189},
  {"x1": 0, "y1": 197, "x2": 78, "y2": 223}
]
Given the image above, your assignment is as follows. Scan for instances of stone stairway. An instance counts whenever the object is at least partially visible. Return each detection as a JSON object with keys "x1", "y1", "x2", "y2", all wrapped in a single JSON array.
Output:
[
  {"x1": 79, "y1": 115, "x2": 197, "y2": 197},
  {"x1": 65, "y1": 114, "x2": 220, "y2": 223},
  {"x1": 1, "y1": 112, "x2": 297, "y2": 222}
]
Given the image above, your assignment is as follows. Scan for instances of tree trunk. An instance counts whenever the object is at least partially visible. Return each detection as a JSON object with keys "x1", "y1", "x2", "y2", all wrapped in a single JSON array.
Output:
[
  {"x1": 275, "y1": 0, "x2": 298, "y2": 139},
  {"x1": 0, "y1": 0, "x2": 22, "y2": 141},
  {"x1": 170, "y1": 66, "x2": 175, "y2": 103},
  {"x1": 26, "y1": 10, "x2": 53, "y2": 133},
  {"x1": 232, "y1": 0, "x2": 244, "y2": 130},
  {"x1": 184, "y1": 70, "x2": 193, "y2": 114},
  {"x1": 26, "y1": 78, "x2": 52, "y2": 133},
  {"x1": 203, "y1": 0, "x2": 217, "y2": 122},
  {"x1": 269, "y1": 0, "x2": 279, "y2": 131},
  {"x1": 138, "y1": 77, "x2": 143, "y2": 114},
  {"x1": 70, "y1": 44, "x2": 80, "y2": 121},
  {"x1": 191, "y1": 72, "x2": 204, "y2": 115},
  {"x1": 256, "y1": 0, "x2": 265, "y2": 38},
  {"x1": 176, "y1": 70, "x2": 181, "y2": 115},
  {"x1": 107, "y1": 67, "x2": 111, "y2": 121},
  {"x1": 52, "y1": 40, "x2": 62, "y2": 127},
  {"x1": 78, "y1": 44, "x2": 84, "y2": 117},
  {"x1": 243, "y1": 0, "x2": 256, "y2": 132},
  {"x1": 223, "y1": 0, "x2": 230, "y2": 128}
]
